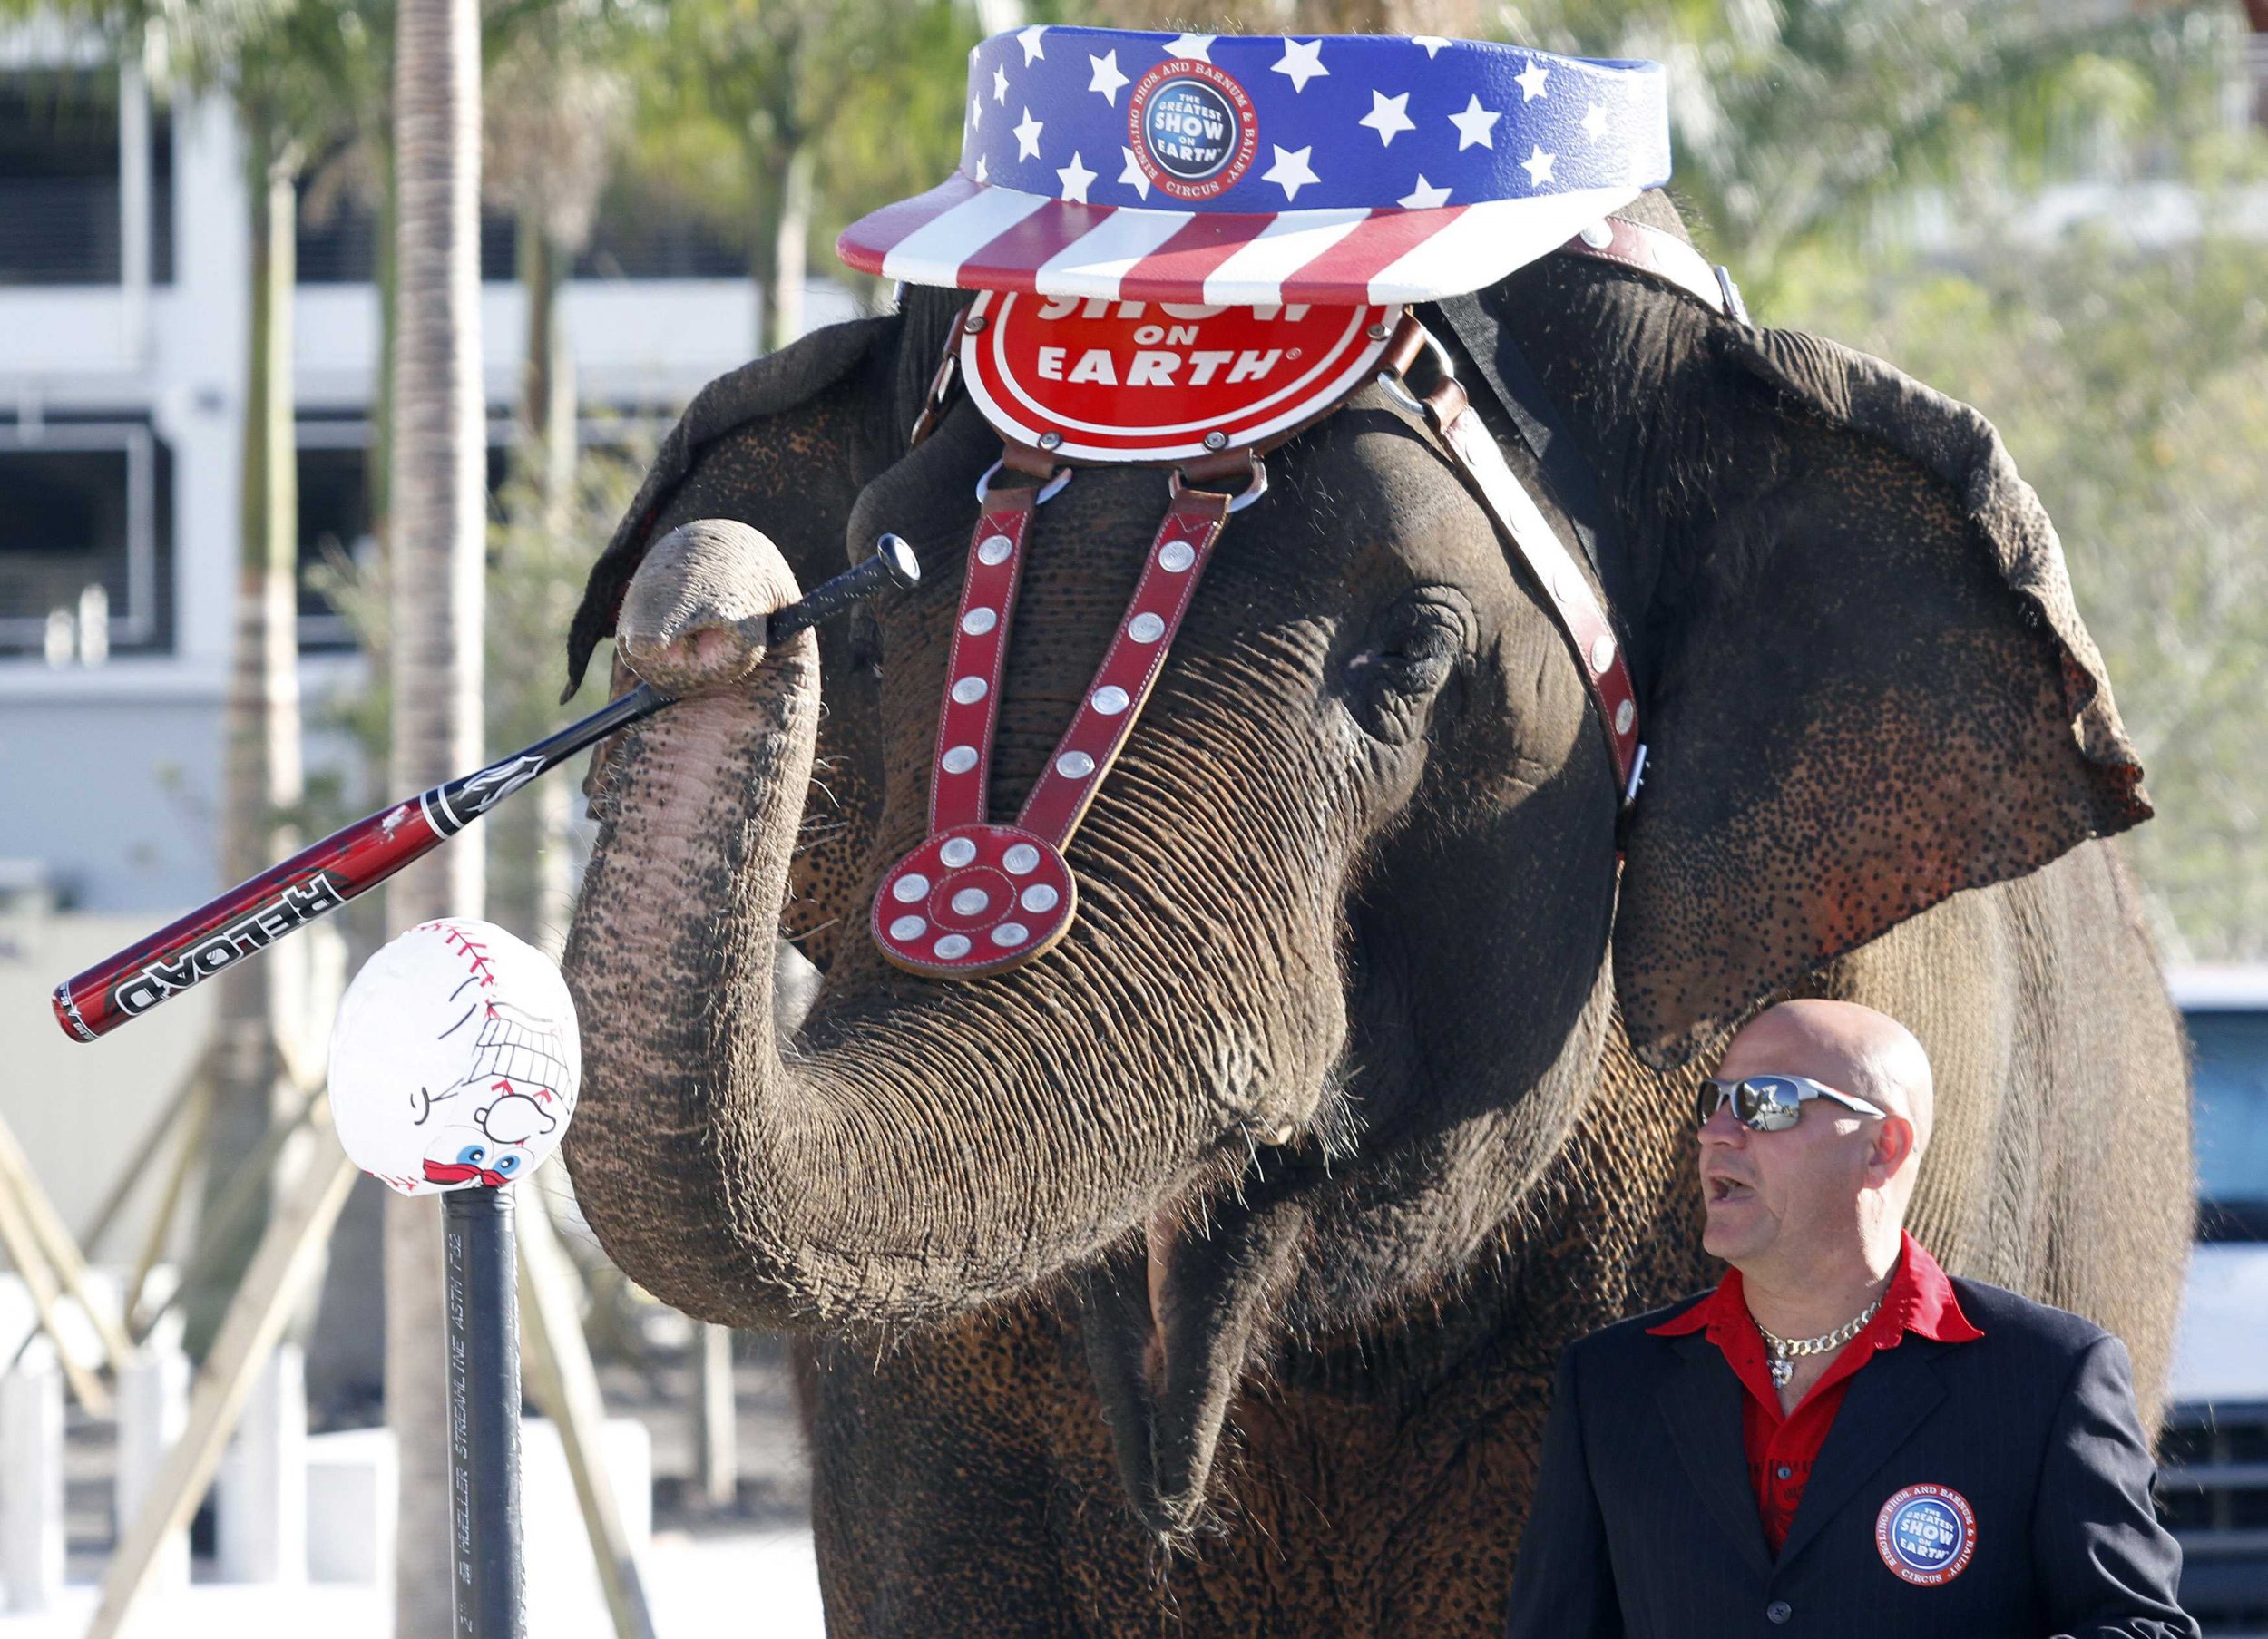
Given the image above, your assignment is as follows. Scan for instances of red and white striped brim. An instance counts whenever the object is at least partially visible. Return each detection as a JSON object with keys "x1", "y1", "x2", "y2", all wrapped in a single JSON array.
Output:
[{"x1": 837, "y1": 172, "x2": 1643, "y2": 306}]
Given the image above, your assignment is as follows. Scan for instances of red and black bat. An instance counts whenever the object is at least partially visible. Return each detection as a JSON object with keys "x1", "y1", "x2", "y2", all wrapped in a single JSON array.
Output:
[{"x1": 54, "y1": 537, "x2": 920, "y2": 1043}]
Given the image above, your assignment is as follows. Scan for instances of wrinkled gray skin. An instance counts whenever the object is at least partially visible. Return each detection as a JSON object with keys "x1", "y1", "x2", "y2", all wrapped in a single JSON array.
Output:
[{"x1": 559, "y1": 192, "x2": 2189, "y2": 1634}]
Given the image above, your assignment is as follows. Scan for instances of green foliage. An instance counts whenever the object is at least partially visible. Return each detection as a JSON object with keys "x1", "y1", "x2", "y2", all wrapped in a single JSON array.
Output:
[
  {"x1": 1499, "y1": 0, "x2": 2240, "y2": 288},
  {"x1": 612, "y1": 0, "x2": 976, "y2": 298},
  {"x1": 1775, "y1": 230, "x2": 2268, "y2": 960},
  {"x1": 308, "y1": 434, "x2": 658, "y2": 942}
]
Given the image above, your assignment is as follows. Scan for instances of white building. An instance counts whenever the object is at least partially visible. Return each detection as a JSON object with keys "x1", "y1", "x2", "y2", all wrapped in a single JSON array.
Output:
[{"x1": 0, "y1": 41, "x2": 854, "y2": 916}]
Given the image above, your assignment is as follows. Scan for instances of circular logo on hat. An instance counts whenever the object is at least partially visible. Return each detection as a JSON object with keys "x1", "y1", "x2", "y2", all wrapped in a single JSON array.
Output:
[
  {"x1": 1128, "y1": 61, "x2": 1257, "y2": 201},
  {"x1": 1874, "y1": 1485, "x2": 1977, "y2": 1586}
]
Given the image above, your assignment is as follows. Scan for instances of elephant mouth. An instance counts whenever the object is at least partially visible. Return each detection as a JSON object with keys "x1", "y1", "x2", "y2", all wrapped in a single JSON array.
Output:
[{"x1": 1076, "y1": 1176, "x2": 1308, "y2": 1538}]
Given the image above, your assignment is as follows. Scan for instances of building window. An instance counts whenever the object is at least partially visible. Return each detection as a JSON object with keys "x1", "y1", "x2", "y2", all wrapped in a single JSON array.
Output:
[
  {"x1": 296, "y1": 435, "x2": 376, "y2": 650},
  {"x1": 295, "y1": 421, "x2": 508, "y2": 650},
  {"x1": 298, "y1": 171, "x2": 743, "y2": 284},
  {"x1": 0, "y1": 69, "x2": 172, "y2": 287},
  {"x1": 0, "y1": 421, "x2": 172, "y2": 658}
]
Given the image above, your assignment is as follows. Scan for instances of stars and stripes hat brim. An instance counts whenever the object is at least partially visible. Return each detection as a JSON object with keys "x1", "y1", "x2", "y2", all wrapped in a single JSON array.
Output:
[{"x1": 838, "y1": 27, "x2": 1671, "y2": 307}]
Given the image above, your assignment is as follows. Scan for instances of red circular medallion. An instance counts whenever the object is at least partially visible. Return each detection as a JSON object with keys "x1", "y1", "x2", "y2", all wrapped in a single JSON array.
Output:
[
  {"x1": 873, "y1": 824, "x2": 1076, "y2": 979},
  {"x1": 962, "y1": 291, "x2": 1394, "y2": 464}
]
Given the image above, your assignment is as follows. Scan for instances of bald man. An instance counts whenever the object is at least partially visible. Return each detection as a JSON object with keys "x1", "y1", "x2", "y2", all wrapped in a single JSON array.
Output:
[{"x1": 1503, "y1": 1000, "x2": 2195, "y2": 1639}]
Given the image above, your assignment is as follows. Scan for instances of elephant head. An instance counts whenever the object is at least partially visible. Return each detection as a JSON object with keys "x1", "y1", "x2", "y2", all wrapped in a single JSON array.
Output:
[{"x1": 557, "y1": 193, "x2": 2146, "y2": 1534}]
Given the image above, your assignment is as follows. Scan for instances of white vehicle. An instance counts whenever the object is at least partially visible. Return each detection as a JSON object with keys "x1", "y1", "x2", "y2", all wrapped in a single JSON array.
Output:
[{"x1": 2163, "y1": 966, "x2": 2268, "y2": 1635}]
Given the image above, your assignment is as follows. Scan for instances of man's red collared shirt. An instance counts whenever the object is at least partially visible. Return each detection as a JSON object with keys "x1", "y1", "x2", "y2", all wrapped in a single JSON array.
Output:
[{"x1": 1647, "y1": 1230, "x2": 1984, "y2": 1555}]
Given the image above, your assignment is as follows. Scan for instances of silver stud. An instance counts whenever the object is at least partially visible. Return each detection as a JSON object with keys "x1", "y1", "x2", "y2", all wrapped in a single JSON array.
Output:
[
  {"x1": 1158, "y1": 541, "x2": 1196, "y2": 572},
  {"x1": 990, "y1": 922, "x2": 1030, "y2": 948},
  {"x1": 1366, "y1": 321, "x2": 1391, "y2": 340},
  {"x1": 951, "y1": 675, "x2": 989, "y2": 705},
  {"x1": 940, "y1": 836, "x2": 978, "y2": 868},
  {"x1": 1091, "y1": 685, "x2": 1130, "y2": 716},
  {"x1": 950, "y1": 886, "x2": 991, "y2": 916},
  {"x1": 1055, "y1": 751, "x2": 1095, "y2": 779},
  {"x1": 977, "y1": 533, "x2": 1013, "y2": 565},
  {"x1": 941, "y1": 745, "x2": 979, "y2": 775},
  {"x1": 891, "y1": 873, "x2": 930, "y2": 902},
  {"x1": 1579, "y1": 219, "x2": 1615, "y2": 249},
  {"x1": 1037, "y1": 431, "x2": 1063, "y2": 450},
  {"x1": 1002, "y1": 844, "x2": 1041, "y2": 874},
  {"x1": 1202, "y1": 430, "x2": 1228, "y2": 451},
  {"x1": 1614, "y1": 698, "x2": 1636, "y2": 736},
  {"x1": 1589, "y1": 633, "x2": 1615, "y2": 673},
  {"x1": 1128, "y1": 612, "x2": 1166, "y2": 643},
  {"x1": 963, "y1": 313, "x2": 987, "y2": 333},
  {"x1": 961, "y1": 607, "x2": 998, "y2": 636},
  {"x1": 934, "y1": 934, "x2": 973, "y2": 960},
  {"x1": 1020, "y1": 884, "x2": 1059, "y2": 913},
  {"x1": 889, "y1": 915, "x2": 926, "y2": 941}
]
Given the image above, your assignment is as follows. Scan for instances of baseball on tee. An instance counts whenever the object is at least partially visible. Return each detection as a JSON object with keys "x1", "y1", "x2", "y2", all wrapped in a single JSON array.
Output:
[{"x1": 327, "y1": 919, "x2": 581, "y2": 1197}]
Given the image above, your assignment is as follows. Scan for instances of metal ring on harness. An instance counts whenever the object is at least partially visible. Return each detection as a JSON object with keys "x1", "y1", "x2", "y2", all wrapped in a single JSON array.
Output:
[
  {"x1": 1375, "y1": 324, "x2": 1457, "y2": 418},
  {"x1": 975, "y1": 458, "x2": 1072, "y2": 507},
  {"x1": 1168, "y1": 454, "x2": 1269, "y2": 515}
]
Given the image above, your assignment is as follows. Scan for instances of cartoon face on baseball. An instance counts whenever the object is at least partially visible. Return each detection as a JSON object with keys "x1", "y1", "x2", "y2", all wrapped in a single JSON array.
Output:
[{"x1": 327, "y1": 920, "x2": 581, "y2": 1197}]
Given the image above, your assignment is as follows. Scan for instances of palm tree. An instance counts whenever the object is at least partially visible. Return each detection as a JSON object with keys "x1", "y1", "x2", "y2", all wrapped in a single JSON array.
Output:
[
  {"x1": 385, "y1": 0, "x2": 485, "y2": 1628},
  {"x1": 0, "y1": 0, "x2": 388, "y2": 1346}
]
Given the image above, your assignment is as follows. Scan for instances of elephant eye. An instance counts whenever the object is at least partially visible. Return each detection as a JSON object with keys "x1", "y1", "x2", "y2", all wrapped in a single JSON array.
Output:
[{"x1": 1342, "y1": 590, "x2": 1469, "y2": 746}]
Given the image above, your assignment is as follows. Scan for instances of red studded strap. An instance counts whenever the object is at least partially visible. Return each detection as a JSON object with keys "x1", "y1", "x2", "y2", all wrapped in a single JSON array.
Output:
[
  {"x1": 930, "y1": 485, "x2": 1035, "y2": 835},
  {"x1": 872, "y1": 472, "x2": 1238, "y2": 980},
  {"x1": 1016, "y1": 485, "x2": 1232, "y2": 847}
]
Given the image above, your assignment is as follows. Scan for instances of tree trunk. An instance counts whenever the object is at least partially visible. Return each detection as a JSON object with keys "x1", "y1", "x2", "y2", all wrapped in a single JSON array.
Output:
[
  {"x1": 367, "y1": 138, "x2": 399, "y2": 544},
  {"x1": 386, "y1": 0, "x2": 486, "y2": 1631},
  {"x1": 766, "y1": 141, "x2": 814, "y2": 354},
  {"x1": 515, "y1": 210, "x2": 576, "y2": 532},
  {"x1": 2246, "y1": 0, "x2": 2268, "y2": 132},
  {"x1": 190, "y1": 136, "x2": 304, "y2": 1357}
]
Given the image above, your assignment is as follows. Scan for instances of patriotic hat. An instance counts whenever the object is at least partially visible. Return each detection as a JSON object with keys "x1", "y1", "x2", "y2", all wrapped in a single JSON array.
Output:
[{"x1": 838, "y1": 26, "x2": 1669, "y2": 307}]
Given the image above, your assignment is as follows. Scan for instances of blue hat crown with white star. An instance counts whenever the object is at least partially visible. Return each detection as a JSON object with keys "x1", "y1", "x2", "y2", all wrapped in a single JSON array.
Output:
[{"x1": 962, "y1": 25, "x2": 1668, "y2": 213}]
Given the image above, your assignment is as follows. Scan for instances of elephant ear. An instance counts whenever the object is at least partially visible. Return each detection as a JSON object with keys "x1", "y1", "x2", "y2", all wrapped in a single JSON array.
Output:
[
  {"x1": 1614, "y1": 327, "x2": 2149, "y2": 1068},
  {"x1": 562, "y1": 312, "x2": 914, "y2": 701}
]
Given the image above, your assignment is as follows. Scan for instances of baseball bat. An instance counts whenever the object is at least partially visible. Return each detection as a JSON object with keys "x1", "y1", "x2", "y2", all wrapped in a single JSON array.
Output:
[{"x1": 53, "y1": 535, "x2": 921, "y2": 1042}]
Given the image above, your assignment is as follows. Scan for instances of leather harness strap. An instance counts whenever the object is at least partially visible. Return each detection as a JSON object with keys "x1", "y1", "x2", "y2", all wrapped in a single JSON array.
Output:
[
  {"x1": 1381, "y1": 318, "x2": 1646, "y2": 805},
  {"x1": 873, "y1": 477, "x2": 1237, "y2": 980},
  {"x1": 1426, "y1": 294, "x2": 1639, "y2": 639},
  {"x1": 925, "y1": 483, "x2": 1035, "y2": 838},
  {"x1": 1556, "y1": 215, "x2": 1748, "y2": 323}
]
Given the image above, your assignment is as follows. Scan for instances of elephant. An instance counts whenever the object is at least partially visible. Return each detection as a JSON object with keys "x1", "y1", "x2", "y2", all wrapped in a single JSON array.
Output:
[{"x1": 554, "y1": 188, "x2": 2191, "y2": 1634}]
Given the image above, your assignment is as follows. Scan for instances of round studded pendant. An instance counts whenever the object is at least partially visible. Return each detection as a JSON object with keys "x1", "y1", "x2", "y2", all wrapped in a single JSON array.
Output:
[
  {"x1": 872, "y1": 824, "x2": 1076, "y2": 976},
  {"x1": 872, "y1": 472, "x2": 1236, "y2": 980}
]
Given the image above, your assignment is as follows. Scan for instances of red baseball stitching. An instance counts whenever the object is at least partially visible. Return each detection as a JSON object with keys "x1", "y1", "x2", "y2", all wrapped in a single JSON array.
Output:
[{"x1": 425, "y1": 921, "x2": 499, "y2": 988}]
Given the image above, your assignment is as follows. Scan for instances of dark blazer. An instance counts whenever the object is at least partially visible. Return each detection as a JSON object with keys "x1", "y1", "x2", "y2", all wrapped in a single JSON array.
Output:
[{"x1": 1503, "y1": 1277, "x2": 2196, "y2": 1639}]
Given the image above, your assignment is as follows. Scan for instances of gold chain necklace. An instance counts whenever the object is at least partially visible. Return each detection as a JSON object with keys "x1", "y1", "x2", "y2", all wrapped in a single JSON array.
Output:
[{"x1": 1755, "y1": 1299, "x2": 1882, "y2": 1389}]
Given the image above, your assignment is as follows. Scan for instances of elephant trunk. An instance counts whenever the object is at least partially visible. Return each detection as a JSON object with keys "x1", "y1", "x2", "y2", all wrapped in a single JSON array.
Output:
[{"x1": 561, "y1": 520, "x2": 1258, "y2": 1330}]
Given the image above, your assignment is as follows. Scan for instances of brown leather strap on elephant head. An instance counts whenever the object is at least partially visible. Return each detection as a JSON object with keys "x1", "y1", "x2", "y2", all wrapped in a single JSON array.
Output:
[{"x1": 1378, "y1": 315, "x2": 1646, "y2": 805}]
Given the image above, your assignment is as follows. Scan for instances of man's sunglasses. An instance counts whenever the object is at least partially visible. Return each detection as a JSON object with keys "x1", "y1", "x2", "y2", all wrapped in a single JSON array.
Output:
[{"x1": 1695, "y1": 1074, "x2": 1888, "y2": 1133}]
